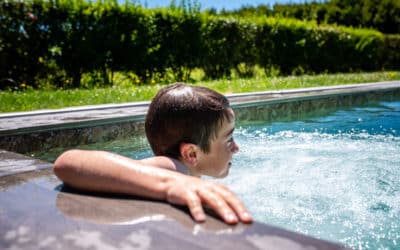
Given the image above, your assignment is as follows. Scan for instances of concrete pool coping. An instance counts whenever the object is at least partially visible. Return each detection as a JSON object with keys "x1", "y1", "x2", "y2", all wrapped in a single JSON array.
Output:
[{"x1": 1, "y1": 81, "x2": 400, "y2": 249}]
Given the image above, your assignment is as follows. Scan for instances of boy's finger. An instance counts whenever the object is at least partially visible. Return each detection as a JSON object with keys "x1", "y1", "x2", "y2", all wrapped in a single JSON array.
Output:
[
  {"x1": 198, "y1": 189, "x2": 238, "y2": 224},
  {"x1": 186, "y1": 192, "x2": 206, "y2": 222},
  {"x1": 214, "y1": 187, "x2": 253, "y2": 223}
]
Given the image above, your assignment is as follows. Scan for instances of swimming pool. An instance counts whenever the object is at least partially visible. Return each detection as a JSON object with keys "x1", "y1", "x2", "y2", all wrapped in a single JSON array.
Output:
[{"x1": 33, "y1": 97, "x2": 400, "y2": 250}]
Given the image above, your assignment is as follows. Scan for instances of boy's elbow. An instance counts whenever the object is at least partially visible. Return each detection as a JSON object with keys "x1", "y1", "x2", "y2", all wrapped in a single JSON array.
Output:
[
  {"x1": 53, "y1": 149, "x2": 80, "y2": 180},
  {"x1": 53, "y1": 156, "x2": 64, "y2": 179}
]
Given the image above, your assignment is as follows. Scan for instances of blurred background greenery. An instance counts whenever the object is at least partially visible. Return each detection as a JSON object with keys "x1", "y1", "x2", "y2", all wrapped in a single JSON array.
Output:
[{"x1": 1, "y1": 0, "x2": 399, "y2": 111}]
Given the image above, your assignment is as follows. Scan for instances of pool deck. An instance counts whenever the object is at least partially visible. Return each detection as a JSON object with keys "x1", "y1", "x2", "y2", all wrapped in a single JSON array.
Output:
[{"x1": 1, "y1": 81, "x2": 399, "y2": 250}]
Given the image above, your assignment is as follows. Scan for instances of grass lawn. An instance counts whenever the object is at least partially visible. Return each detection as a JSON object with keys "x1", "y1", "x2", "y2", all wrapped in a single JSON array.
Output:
[{"x1": 1, "y1": 71, "x2": 399, "y2": 113}]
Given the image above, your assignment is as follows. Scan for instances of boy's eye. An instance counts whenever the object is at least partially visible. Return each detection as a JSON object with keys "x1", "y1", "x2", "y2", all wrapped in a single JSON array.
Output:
[{"x1": 227, "y1": 137, "x2": 236, "y2": 150}]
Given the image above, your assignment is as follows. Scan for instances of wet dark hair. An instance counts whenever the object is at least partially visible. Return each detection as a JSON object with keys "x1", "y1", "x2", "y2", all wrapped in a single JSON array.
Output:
[{"x1": 145, "y1": 82, "x2": 232, "y2": 159}]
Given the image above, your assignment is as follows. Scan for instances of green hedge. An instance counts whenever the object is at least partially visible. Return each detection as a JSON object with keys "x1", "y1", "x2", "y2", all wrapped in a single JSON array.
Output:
[
  {"x1": 0, "y1": 0, "x2": 399, "y2": 89},
  {"x1": 383, "y1": 34, "x2": 400, "y2": 70},
  {"x1": 270, "y1": 0, "x2": 400, "y2": 35}
]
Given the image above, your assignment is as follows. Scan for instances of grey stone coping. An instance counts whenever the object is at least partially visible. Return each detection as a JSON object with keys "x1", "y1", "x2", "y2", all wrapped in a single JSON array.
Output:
[
  {"x1": 0, "y1": 81, "x2": 399, "y2": 136},
  {"x1": 0, "y1": 150, "x2": 350, "y2": 250},
  {"x1": 228, "y1": 81, "x2": 400, "y2": 107},
  {"x1": 0, "y1": 150, "x2": 52, "y2": 177}
]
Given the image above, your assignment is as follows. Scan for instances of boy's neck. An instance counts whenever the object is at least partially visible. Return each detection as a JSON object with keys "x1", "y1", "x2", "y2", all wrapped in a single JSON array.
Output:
[{"x1": 169, "y1": 157, "x2": 191, "y2": 176}]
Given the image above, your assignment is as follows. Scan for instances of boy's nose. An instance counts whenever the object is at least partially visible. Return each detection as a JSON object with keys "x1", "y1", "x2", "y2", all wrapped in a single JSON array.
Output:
[{"x1": 232, "y1": 141, "x2": 239, "y2": 154}]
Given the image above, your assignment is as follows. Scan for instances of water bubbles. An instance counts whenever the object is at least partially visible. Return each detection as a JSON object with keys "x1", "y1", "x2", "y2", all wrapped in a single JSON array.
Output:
[
  {"x1": 369, "y1": 202, "x2": 392, "y2": 213},
  {"x1": 224, "y1": 100, "x2": 400, "y2": 250}
]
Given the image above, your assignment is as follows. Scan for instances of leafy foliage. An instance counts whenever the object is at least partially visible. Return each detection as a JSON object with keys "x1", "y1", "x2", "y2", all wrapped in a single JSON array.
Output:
[
  {"x1": 0, "y1": 0, "x2": 398, "y2": 89},
  {"x1": 226, "y1": 0, "x2": 400, "y2": 34}
]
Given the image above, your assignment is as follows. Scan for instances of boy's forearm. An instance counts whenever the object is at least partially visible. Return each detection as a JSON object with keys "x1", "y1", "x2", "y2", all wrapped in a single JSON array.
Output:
[{"x1": 53, "y1": 149, "x2": 176, "y2": 200}]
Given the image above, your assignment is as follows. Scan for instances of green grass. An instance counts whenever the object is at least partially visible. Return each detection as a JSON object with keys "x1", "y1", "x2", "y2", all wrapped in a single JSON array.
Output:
[{"x1": 1, "y1": 71, "x2": 399, "y2": 113}]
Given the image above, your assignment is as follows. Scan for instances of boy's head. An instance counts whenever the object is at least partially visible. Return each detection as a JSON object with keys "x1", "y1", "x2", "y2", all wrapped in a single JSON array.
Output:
[{"x1": 145, "y1": 82, "x2": 238, "y2": 177}]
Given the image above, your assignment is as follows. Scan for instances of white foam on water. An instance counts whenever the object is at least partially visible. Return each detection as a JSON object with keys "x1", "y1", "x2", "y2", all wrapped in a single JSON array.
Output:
[{"x1": 220, "y1": 128, "x2": 400, "y2": 249}]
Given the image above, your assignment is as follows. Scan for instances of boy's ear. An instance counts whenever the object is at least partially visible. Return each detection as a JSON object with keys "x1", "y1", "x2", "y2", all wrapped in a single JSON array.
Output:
[{"x1": 179, "y1": 143, "x2": 199, "y2": 167}]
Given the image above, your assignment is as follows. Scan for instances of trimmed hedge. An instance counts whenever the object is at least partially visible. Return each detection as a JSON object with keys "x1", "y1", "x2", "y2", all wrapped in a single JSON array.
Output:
[
  {"x1": 272, "y1": 0, "x2": 400, "y2": 35},
  {"x1": 0, "y1": 0, "x2": 399, "y2": 89}
]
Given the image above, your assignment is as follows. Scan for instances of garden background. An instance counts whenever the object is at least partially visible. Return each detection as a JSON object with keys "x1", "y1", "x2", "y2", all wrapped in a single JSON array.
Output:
[{"x1": 0, "y1": 0, "x2": 399, "y2": 111}]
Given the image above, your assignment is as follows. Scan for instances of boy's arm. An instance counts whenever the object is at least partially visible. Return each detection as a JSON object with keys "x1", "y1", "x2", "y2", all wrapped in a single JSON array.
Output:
[{"x1": 53, "y1": 149, "x2": 252, "y2": 224}]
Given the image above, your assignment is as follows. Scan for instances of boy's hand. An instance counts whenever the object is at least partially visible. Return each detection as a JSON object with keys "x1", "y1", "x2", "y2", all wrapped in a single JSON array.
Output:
[{"x1": 165, "y1": 175, "x2": 252, "y2": 224}]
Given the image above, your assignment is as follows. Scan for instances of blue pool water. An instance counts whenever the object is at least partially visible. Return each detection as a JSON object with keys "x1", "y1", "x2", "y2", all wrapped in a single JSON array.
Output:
[
  {"x1": 36, "y1": 99, "x2": 400, "y2": 249},
  {"x1": 221, "y1": 100, "x2": 400, "y2": 249}
]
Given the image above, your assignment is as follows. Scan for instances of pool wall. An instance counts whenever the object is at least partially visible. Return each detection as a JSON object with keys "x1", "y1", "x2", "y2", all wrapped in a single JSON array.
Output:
[{"x1": 0, "y1": 81, "x2": 399, "y2": 154}]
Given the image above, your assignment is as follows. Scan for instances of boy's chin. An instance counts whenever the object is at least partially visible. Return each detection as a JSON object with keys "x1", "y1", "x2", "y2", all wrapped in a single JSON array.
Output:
[
  {"x1": 218, "y1": 172, "x2": 229, "y2": 178},
  {"x1": 215, "y1": 166, "x2": 230, "y2": 178}
]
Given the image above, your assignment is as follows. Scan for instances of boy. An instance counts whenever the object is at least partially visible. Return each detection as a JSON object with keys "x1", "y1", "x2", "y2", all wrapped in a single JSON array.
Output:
[{"x1": 54, "y1": 83, "x2": 252, "y2": 225}]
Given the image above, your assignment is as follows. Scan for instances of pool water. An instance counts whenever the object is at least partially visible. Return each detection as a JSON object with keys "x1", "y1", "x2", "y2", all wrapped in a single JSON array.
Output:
[
  {"x1": 223, "y1": 100, "x2": 400, "y2": 250},
  {"x1": 35, "y1": 99, "x2": 400, "y2": 249}
]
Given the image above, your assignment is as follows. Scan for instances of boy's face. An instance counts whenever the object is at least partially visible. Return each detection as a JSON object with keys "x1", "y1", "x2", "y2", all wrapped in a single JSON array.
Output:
[{"x1": 196, "y1": 109, "x2": 239, "y2": 178}]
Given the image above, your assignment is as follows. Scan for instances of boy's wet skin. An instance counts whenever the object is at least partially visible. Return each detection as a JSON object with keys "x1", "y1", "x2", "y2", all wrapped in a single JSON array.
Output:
[{"x1": 186, "y1": 108, "x2": 239, "y2": 178}]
